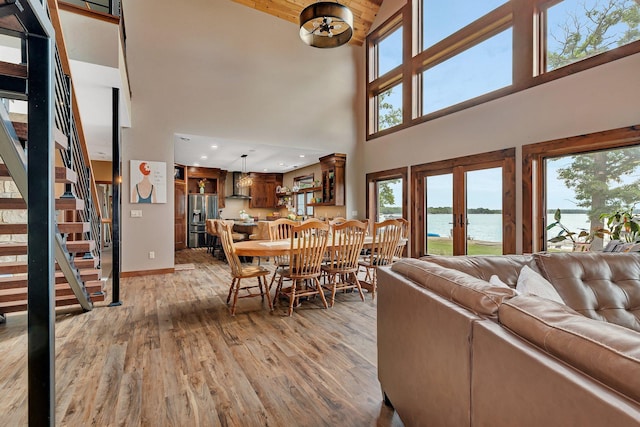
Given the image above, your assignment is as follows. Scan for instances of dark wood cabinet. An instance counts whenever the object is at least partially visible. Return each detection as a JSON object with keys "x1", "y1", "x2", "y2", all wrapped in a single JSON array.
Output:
[
  {"x1": 185, "y1": 166, "x2": 227, "y2": 207},
  {"x1": 249, "y1": 173, "x2": 283, "y2": 208},
  {"x1": 174, "y1": 165, "x2": 187, "y2": 250},
  {"x1": 317, "y1": 153, "x2": 346, "y2": 206}
]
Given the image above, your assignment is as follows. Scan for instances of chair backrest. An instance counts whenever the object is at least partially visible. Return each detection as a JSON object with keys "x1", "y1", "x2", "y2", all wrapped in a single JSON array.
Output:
[
  {"x1": 206, "y1": 219, "x2": 218, "y2": 236},
  {"x1": 268, "y1": 218, "x2": 298, "y2": 241},
  {"x1": 328, "y1": 220, "x2": 367, "y2": 271},
  {"x1": 370, "y1": 219, "x2": 403, "y2": 266},
  {"x1": 329, "y1": 217, "x2": 347, "y2": 226},
  {"x1": 215, "y1": 220, "x2": 242, "y2": 276},
  {"x1": 288, "y1": 220, "x2": 330, "y2": 278},
  {"x1": 394, "y1": 218, "x2": 409, "y2": 258}
]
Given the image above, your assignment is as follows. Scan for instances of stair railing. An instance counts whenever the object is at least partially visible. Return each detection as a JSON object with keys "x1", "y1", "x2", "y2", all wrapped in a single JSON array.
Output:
[{"x1": 49, "y1": 0, "x2": 103, "y2": 261}]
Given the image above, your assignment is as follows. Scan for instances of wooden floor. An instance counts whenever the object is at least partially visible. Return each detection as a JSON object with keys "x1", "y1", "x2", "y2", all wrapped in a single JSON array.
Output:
[{"x1": 0, "y1": 248, "x2": 403, "y2": 426}]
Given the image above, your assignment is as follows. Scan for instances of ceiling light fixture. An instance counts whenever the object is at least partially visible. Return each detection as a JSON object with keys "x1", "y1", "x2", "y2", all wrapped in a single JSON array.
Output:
[
  {"x1": 237, "y1": 154, "x2": 253, "y2": 188},
  {"x1": 299, "y1": 1, "x2": 353, "y2": 48}
]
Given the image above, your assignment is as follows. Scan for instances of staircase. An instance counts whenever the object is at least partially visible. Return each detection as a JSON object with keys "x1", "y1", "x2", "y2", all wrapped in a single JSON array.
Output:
[{"x1": 0, "y1": 0, "x2": 105, "y2": 322}]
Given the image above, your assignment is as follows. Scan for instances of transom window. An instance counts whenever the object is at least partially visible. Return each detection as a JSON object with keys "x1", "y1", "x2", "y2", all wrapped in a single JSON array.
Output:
[{"x1": 366, "y1": 0, "x2": 640, "y2": 138}]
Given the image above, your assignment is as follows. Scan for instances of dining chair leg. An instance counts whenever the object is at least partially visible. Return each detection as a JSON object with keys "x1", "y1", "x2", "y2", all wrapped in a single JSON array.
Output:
[
  {"x1": 273, "y1": 275, "x2": 284, "y2": 309},
  {"x1": 351, "y1": 272, "x2": 365, "y2": 302},
  {"x1": 231, "y1": 278, "x2": 241, "y2": 316},
  {"x1": 288, "y1": 279, "x2": 297, "y2": 316},
  {"x1": 258, "y1": 277, "x2": 265, "y2": 302},
  {"x1": 262, "y1": 276, "x2": 273, "y2": 311},
  {"x1": 315, "y1": 277, "x2": 329, "y2": 309},
  {"x1": 329, "y1": 274, "x2": 338, "y2": 307},
  {"x1": 227, "y1": 278, "x2": 236, "y2": 305}
]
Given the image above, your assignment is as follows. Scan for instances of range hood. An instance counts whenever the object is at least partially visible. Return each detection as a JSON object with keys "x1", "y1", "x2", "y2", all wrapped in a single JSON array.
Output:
[{"x1": 226, "y1": 171, "x2": 251, "y2": 199}]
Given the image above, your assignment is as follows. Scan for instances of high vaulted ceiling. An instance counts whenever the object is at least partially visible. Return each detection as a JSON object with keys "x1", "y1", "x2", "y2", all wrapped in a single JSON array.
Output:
[{"x1": 231, "y1": 0, "x2": 383, "y2": 45}]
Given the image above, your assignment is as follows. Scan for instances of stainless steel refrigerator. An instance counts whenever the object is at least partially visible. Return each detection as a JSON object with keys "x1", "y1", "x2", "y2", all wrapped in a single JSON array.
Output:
[{"x1": 188, "y1": 194, "x2": 218, "y2": 248}]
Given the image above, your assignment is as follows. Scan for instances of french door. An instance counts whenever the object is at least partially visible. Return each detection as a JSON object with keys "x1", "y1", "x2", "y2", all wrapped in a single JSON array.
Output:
[{"x1": 412, "y1": 149, "x2": 516, "y2": 256}]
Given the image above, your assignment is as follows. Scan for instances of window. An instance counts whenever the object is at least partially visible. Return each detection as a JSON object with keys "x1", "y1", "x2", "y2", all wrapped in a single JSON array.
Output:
[
  {"x1": 421, "y1": 28, "x2": 512, "y2": 115},
  {"x1": 412, "y1": 149, "x2": 516, "y2": 256},
  {"x1": 367, "y1": 12, "x2": 405, "y2": 134},
  {"x1": 523, "y1": 126, "x2": 640, "y2": 252},
  {"x1": 422, "y1": 0, "x2": 507, "y2": 50},
  {"x1": 544, "y1": 0, "x2": 640, "y2": 71},
  {"x1": 366, "y1": 0, "x2": 640, "y2": 138},
  {"x1": 294, "y1": 175, "x2": 314, "y2": 217},
  {"x1": 366, "y1": 167, "x2": 409, "y2": 239}
]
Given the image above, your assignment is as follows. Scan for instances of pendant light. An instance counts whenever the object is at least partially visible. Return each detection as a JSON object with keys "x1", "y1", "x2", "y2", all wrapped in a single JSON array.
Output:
[{"x1": 299, "y1": 2, "x2": 353, "y2": 48}]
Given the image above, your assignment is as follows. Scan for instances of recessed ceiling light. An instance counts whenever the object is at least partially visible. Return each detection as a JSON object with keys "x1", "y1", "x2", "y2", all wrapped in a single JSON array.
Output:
[
  {"x1": 193, "y1": 162, "x2": 200, "y2": 166},
  {"x1": 210, "y1": 145, "x2": 218, "y2": 149},
  {"x1": 201, "y1": 155, "x2": 207, "y2": 159},
  {"x1": 263, "y1": 168, "x2": 268, "y2": 172},
  {"x1": 299, "y1": 154, "x2": 305, "y2": 158},
  {"x1": 279, "y1": 162, "x2": 285, "y2": 166}
]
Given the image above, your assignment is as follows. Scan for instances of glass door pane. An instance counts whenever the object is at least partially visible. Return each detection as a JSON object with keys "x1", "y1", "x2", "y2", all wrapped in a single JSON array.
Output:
[
  {"x1": 376, "y1": 178, "x2": 403, "y2": 222},
  {"x1": 425, "y1": 174, "x2": 453, "y2": 255},
  {"x1": 465, "y1": 167, "x2": 503, "y2": 255}
]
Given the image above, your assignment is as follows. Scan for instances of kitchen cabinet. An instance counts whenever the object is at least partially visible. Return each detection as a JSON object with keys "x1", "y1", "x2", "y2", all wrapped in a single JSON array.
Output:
[
  {"x1": 249, "y1": 173, "x2": 283, "y2": 208},
  {"x1": 314, "y1": 153, "x2": 346, "y2": 206}
]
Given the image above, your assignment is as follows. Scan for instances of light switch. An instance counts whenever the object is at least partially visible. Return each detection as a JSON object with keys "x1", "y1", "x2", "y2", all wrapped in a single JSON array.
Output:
[{"x1": 131, "y1": 210, "x2": 143, "y2": 218}]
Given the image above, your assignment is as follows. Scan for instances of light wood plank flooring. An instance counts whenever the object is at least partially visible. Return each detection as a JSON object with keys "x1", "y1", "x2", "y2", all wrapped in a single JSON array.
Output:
[{"x1": 0, "y1": 249, "x2": 403, "y2": 426}]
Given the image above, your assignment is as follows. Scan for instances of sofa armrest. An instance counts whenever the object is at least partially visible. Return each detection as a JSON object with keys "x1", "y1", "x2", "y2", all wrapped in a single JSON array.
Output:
[{"x1": 499, "y1": 295, "x2": 640, "y2": 404}]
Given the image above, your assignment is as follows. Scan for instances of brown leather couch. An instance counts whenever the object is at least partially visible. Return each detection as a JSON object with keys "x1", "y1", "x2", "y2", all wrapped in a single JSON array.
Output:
[{"x1": 377, "y1": 253, "x2": 640, "y2": 426}]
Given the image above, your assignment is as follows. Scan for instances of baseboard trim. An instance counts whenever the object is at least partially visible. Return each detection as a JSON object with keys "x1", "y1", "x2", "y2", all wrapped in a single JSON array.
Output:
[{"x1": 121, "y1": 268, "x2": 175, "y2": 278}]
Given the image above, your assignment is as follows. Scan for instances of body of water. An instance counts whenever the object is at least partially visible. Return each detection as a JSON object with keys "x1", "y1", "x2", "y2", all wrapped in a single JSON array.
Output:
[{"x1": 426, "y1": 213, "x2": 594, "y2": 242}]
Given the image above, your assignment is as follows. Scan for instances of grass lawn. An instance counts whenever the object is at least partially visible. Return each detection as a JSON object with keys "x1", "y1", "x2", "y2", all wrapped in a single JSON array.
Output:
[{"x1": 426, "y1": 237, "x2": 503, "y2": 256}]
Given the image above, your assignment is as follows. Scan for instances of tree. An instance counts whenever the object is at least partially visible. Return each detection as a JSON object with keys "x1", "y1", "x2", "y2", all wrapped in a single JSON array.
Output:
[
  {"x1": 547, "y1": 0, "x2": 640, "y2": 70},
  {"x1": 378, "y1": 88, "x2": 402, "y2": 130},
  {"x1": 378, "y1": 179, "x2": 400, "y2": 207},
  {"x1": 548, "y1": 0, "x2": 640, "y2": 249}
]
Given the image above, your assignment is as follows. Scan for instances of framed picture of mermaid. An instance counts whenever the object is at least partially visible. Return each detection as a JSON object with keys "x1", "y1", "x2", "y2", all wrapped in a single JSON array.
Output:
[{"x1": 130, "y1": 160, "x2": 167, "y2": 204}]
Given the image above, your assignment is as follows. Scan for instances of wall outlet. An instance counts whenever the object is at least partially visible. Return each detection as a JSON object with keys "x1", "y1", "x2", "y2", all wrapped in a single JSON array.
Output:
[
  {"x1": 149, "y1": 251, "x2": 155, "y2": 259},
  {"x1": 131, "y1": 210, "x2": 143, "y2": 218}
]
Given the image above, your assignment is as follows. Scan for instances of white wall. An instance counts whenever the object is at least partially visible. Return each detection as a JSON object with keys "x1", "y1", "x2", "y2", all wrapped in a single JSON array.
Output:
[{"x1": 120, "y1": 0, "x2": 361, "y2": 272}]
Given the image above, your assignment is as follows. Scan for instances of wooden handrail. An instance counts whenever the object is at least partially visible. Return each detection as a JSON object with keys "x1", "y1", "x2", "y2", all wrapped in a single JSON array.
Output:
[{"x1": 47, "y1": 0, "x2": 102, "y2": 221}]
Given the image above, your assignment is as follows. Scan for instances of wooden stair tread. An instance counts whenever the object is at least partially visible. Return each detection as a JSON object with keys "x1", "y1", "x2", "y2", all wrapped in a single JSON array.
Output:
[
  {"x1": 0, "y1": 197, "x2": 84, "y2": 210},
  {"x1": 0, "y1": 61, "x2": 27, "y2": 78},
  {"x1": 0, "y1": 289, "x2": 106, "y2": 314},
  {"x1": 0, "y1": 280, "x2": 104, "y2": 300},
  {"x1": 0, "y1": 222, "x2": 90, "y2": 234},
  {"x1": 11, "y1": 122, "x2": 68, "y2": 150},
  {"x1": 0, "y1": 240, "x2": 95, "y2": 255},
  {"x1": 0, "y1": 268, "x2": 101, "y2": 290},
  {"x1": 0, "y1": 164, "x2": 77, "y2": 184},
  {"x1": 0, "y1": 257, "x2": 98, "y2": 274}
]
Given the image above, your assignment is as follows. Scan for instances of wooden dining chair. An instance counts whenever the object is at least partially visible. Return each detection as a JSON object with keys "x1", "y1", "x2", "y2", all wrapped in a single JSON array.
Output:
[
  {"x1": 393, "y1": 218, "x2": 410, "y2": 260},
  {"x1": 272, "y1": 219, "x2": 330, "y2": 316},
  {"x1": 216, "y1": 220, "x2": 272, "y2": 315},
  {"x1": 358, "y1": 218, "x2": 403, "y2": 300},
  {"x1": 321, "y1": 220, "x2": 367, "y2": 306},
  {"x1": 267, "y1": 218, "x2": 299, "y2": 287}
]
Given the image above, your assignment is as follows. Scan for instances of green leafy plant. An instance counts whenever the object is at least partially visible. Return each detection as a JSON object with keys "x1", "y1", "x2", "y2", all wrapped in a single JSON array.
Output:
[
  {"x1": 547, "y1": 208, "x2": 599, "y2": 245},
  {"x1": 599, "y1": 205, "x2": 640, "y2": 242}
]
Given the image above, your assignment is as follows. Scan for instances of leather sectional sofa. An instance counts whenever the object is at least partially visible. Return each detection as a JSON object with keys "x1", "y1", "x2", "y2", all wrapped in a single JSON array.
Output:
[{"x1": 377, "y1": 252, "x2": 640, "y2": 426}]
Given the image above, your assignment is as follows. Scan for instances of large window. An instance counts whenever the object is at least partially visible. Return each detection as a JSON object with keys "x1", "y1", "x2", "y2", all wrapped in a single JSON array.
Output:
[
  {"x1": 523, "y1": 126, "x2": 640, "y2": 252},
  {"x1": 366, "y1": 0, "x2": 640, "y2": 138},
  {"x1": 366, "y1": 167, "x2": 409, "y2": 246},
  {"x1": 544, "y1": 0, "x2": 640, "y2": 71},
  {"x1": 412, "y1": 149, "x2": 516, "y2": 256}
]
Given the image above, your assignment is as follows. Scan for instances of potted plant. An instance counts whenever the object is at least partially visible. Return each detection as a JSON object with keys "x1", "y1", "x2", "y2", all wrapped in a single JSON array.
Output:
[
  {"x1": 598, "y1": 204, "x2": 640, "y2": 243},
  {"x1": 547, "y1": 208, "x2": 598, "y2": 252}
]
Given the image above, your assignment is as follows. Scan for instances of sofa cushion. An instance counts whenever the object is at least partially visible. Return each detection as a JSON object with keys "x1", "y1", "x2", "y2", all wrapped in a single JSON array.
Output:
[
  {"x1": 391, "y1": 258, "x2": 516, "y2": 317},
  {"x1": 534, "y1": 252, "x2": 640, "y2": 331},
  {"x1": 516, "y1": 265, "x2": 564, "y2": 304},
  {"x1": 499, "y1": 295, "x2": 640, "y2": 404},
  {"x1": 420, "y1": 254, "x2": 539, "y2": 288}
]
